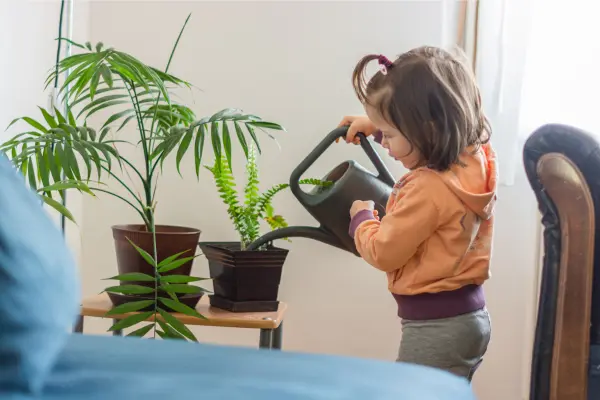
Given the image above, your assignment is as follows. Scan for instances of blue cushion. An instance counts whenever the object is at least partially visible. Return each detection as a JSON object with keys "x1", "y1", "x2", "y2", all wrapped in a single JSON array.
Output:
[
  {"x1": 0, "y1": 155, "x2": 80, "y2": 394},
  {"x1": 29, "y1": 334, "x2": 474, "y2": 400}
]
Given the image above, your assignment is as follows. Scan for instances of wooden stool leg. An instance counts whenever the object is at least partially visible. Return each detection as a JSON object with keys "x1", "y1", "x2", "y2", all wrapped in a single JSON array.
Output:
[
  {"x1": 74, "y1": 315, "x2": 84, "y2": 333},
  {"x1": 112, "y1": 319, "x2": 123, "y2": 336},
  {"x1": 272, "y1": 322, "x2": 283, "y2": 350},
  {"x1": 259, "y1": 329, "x2": 273, "y2": 349}
]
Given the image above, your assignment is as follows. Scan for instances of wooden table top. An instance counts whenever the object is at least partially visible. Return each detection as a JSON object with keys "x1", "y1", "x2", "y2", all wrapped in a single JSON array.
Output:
[{"x1": 81, "y1": 293, "x2": 287, "y2": 329}]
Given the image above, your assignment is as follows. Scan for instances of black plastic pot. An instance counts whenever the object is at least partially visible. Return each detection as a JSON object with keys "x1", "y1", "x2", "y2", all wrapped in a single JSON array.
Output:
[{"x1": 199, "y1": 242, "x2": 288, "y2": 312}]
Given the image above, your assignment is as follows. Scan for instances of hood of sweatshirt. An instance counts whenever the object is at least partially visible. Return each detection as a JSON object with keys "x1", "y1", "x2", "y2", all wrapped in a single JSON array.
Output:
[{"x1": 436, "y1": 143, "x2": 498, "y2": 220}]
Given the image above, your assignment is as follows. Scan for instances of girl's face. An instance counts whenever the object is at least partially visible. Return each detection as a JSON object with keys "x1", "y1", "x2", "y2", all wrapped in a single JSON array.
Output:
[{"x1": 365, "y1": 105, "x2": 422, "y2": 170}]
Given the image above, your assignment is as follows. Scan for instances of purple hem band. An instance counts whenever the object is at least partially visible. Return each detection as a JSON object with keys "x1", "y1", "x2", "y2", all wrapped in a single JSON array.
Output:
[
  {"x1": 348, "y1": 209, "x2": 376, "y2": 238},
  {"x1": 392, "y1": 284, "x2": 485, "y2": 321}
]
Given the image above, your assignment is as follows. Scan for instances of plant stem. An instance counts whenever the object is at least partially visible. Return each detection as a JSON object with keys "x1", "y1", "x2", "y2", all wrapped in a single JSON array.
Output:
[
  {"x1": 124, "y1": 81, "x2": 153, "y2": 229},
  {"x1": 91, "y1": 188, "x2": 149, "y2": 227},
  {"x1": 99, "y1": 164, "x2": 146, "y2": 210},
  {"x1": 145, "y1": 13, "x2": 192, "y2": 208},
  {"x1": 116, "y1": 155, "x2": 145, "y2": 184},
  {"x1": 149, "y1": 208, "x2": 159, "y2": 340}
]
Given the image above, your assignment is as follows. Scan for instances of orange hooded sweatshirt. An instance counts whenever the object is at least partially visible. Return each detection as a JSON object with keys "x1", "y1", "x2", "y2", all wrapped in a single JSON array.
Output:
[{"x1": 349, "y1": 139, "x2": 498, "y2": 320}]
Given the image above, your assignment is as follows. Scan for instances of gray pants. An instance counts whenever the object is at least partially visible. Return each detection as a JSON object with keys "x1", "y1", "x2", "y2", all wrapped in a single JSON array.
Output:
[{"x1": 397, "y1": 308, "x2": 491, "y2": 380}]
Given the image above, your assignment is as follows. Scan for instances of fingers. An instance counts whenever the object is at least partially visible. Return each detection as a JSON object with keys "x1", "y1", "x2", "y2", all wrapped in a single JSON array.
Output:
[
  {"x1": 337, "y1": 116, "x2": 354, "y2": 128},
  {"x1": 337, "y1": 116, "x2": 362, "y2": 145}
]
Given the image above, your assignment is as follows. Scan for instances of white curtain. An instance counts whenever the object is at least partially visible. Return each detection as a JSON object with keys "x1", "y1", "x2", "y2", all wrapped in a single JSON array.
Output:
[{"x1": 475, "y1": 0, "x2": 600, "y2": 185}]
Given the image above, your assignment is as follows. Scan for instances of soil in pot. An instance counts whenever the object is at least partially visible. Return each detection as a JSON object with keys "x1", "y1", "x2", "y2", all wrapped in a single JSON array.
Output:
[
  {"x1": 111, "y1": 225, "x2": 201, "y2": 301},
  {"x1": 198, "y1": 242, "x2": 288, "y2": 312}
]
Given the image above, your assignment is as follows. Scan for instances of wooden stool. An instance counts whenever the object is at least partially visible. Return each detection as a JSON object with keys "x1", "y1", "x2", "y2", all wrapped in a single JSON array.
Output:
[{"x1": 75, "y1": 293, "x2": 287, "y2": 350}]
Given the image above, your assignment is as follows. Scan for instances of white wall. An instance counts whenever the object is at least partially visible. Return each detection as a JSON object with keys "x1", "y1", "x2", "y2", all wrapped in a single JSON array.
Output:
[
  {"x1": 71, "y1": 2, "x2": 540, "y2": 400},
  {"x1": 0, "y1": 0, "x2": 89, "y2": 266}
]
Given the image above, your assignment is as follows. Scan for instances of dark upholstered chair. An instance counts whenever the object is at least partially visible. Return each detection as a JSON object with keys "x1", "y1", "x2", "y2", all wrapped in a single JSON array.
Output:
[{"x1": 524, "y1": 123, "x2": 600, "y2": 400}]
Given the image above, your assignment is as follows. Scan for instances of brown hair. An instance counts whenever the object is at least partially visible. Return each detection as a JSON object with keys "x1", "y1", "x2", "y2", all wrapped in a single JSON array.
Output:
[{"x1": 352, "y1": 46, "x2": 491, "y2": 171}]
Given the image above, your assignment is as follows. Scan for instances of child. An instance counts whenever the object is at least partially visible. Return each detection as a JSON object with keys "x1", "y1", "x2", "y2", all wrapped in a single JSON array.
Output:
[{"x1": 341, "y1": 46, "x2": 497, "y2": 381}]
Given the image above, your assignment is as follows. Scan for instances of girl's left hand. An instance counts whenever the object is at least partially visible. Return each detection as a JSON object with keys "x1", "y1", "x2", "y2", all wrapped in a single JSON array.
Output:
[{"x1": 350, "y1": 200, "x2": 375, "y2": 218}]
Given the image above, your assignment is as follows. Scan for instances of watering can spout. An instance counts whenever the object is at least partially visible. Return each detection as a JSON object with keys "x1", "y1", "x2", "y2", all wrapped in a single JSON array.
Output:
[{"x1": 252, "y1": 126, "x2": 395, "y2": 256}]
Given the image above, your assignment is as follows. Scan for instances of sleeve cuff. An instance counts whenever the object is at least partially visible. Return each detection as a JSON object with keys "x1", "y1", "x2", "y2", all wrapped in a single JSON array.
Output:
[{"x1": 349, "y1": 209, "x2": 376, "y2": 238}]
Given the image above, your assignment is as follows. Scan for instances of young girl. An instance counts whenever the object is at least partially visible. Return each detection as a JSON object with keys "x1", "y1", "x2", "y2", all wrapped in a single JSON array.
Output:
[{"x1": 341, "y1": 46, "x2": 497, "y2": 381}]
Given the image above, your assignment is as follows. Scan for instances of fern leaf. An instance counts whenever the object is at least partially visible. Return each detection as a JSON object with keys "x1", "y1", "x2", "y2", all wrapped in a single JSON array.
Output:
[
  {"x1": 244, "y1": 144, "x2": 259, "y2": 209},
  {"x1": 254, "y1": 183, "x2": 290, "y2": 220}
]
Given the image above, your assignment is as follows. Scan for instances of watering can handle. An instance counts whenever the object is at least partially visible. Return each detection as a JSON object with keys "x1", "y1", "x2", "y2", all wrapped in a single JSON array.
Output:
[{"x1": 290, "y1": 126, "x2": 396, "y2": 200}]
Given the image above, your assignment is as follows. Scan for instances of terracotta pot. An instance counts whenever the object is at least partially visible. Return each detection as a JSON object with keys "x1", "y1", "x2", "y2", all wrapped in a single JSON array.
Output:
[
  {"x1": 112, "y1": 224, "x2": 201, "y2": 287},
  {"x1": 199, "y1": 242, "x2": 288, "y2": 312}
]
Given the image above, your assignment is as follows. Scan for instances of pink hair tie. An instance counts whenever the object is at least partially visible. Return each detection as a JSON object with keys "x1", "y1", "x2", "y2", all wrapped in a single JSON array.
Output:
[{"x1": 378, "y1": 55, "x2": 393, "y2": 75}]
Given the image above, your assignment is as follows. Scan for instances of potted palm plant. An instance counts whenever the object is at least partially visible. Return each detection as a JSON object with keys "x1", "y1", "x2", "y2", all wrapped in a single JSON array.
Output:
[
  {"x1": 200, "y1": 145, "x2": 330, "y2": 312},
  {"x1": 1, "y1": 14, "x2": 284, "y2": 308}
]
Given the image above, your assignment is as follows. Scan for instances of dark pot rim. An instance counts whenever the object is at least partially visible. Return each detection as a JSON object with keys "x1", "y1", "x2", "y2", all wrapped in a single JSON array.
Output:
[
  {"x1": 198, "y1": 241, "x2": 288, "y2": 253},
  {"x1": 112, "y1": 224, "x2": 201, "y2": 235}
]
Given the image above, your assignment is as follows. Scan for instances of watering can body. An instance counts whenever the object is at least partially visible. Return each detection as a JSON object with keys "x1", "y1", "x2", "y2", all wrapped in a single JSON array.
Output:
[{"x1": 249, "y1": 127, "x2": 395, "y2": 256}]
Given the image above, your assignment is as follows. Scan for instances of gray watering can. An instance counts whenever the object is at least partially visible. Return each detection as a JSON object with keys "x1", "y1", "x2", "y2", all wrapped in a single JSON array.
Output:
[{"x1": 247, "y1": 126, "x2": 395, "y2": 256}]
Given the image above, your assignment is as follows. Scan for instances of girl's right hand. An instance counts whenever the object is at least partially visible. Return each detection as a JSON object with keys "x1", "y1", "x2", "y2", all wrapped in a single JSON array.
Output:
[{"x1": 337, "y1": 116, "x2": 378, "y2": 144}]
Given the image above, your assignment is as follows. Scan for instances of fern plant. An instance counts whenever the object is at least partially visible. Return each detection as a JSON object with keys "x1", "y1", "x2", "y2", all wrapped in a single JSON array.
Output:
[{"x1": 206, "y1": 145, "x2": 331, "y2": 249}]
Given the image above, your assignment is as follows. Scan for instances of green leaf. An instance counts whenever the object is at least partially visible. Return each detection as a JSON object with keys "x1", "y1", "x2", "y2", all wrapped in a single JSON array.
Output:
[
  {"x1": 85, "y1": 41, "x2": 92, "y2": 51},
  {"x1": 127, "y1": 323, "x2": 154, "y2": 337},
  {"x1": 76, "y1": 93, "x2": 129, "y2": 119},
  {"x1": 157, "y1": 250, "x2": 191, "y2": 268},
  {"x1": 159, "y1": 275, "x2": 208, "y2": 284},
  {"x1": 175, "y1": 128, "x2": 193, "y2": 175},
  {"x1": 96, "y1": 42, "x2": 104, "y2": 52},
  {"x1": 38, "y1": 107, "x2": 58, "y2": 128},
  {"x1": 58, "y1": 38, "x2": 86, "y2": 49},
  {"x1": 159, "y1": 297, "x2": 206, "y2": 319},
  {"x1": 100, "y1": 64, "x2": 114, "y2": 88},
  {"x1": 39, "y1": 145, "x2": 51, "y2": 188},
  {"x1": 157, "y1": 256, "x2": 195, "y2": 273},
  {"x1": 65, "y1": 147, "x2": 82, "y2": 181},
  {"x1": 89, "y1": 69, "x2": 101, "y2": 100},
  {"x1": 126, "y1": 238, "x2": 156, "y2": 267},
  {"x1": 194, "y1": 124, "x2": 206, "y2": 177},
  {"x1": 160, "y1": 284, "x2": 204, "y2": 294},
  {"x1": 104, "y1": 272, "x2": 155, "y2": 282},
  {"x1": 82, "y1": 99, "x2": 130, "y2": 120},
  {"x1": 27, "y1": 156, "x2": 37, "y2": 190},
  {"x1": 234, "y1": 122, "x2": 249, "y2": 158},
  {"x1": 156, "y1": 329, "x2": 167, "y2": 339},
  {"x1": 37, "y1": 180, "x2": 93, "y2": 195},
  {"x1": 40, "y1": 195, "x2": 75, "y2": 222},
  {"x1": 156, "y1": 319, "x2": 187, "y2": 340},
  {"x1": 101, "y1": 109, "x2": 135, "y2": 130},
  {"x1": 104, "y1": 285, "x2": 155, "y2": 295},
  {"x1": 106, "y1": 300, "x2": 154, "y2": 316},
  {"x1": 211, "y1": 122, "x2": 222, "y2": 168},
  {"x1": 158, "y1": 308, "x2": 197, "y2": 341},
  {"x1": 54, "y1": 107, "x2": 66, "y2": 124},
  {"x1": 109, "y1": 311, "x2": 154, "y2": 332},
  {"x1": 245, "y1": 123, "x2": 261, "y2": 153},
  {"x1": 247, "y1": 121, "x2": 285, "y2": 131},
  {"x1": 22, "y1": 117, "x2": 48, "y2": 133},
  {"x1": 117, "y1": 114, "x2": 136, "y2": 132},
  {"x1": 222, "y1": 122, "x2": 232, "y2": 169},
  {"x1": 99, "y1": 126, "x2": 111, "y2": 142},
  {"x1": 48, "y1": 145, "x2": 62, "y2": 186},
  {"x1": 67, "y1": 109, "x2": 77, "y2": 126},
  {"x1": 54, "y1": 142, "x2": 73, "y2": 180}
]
